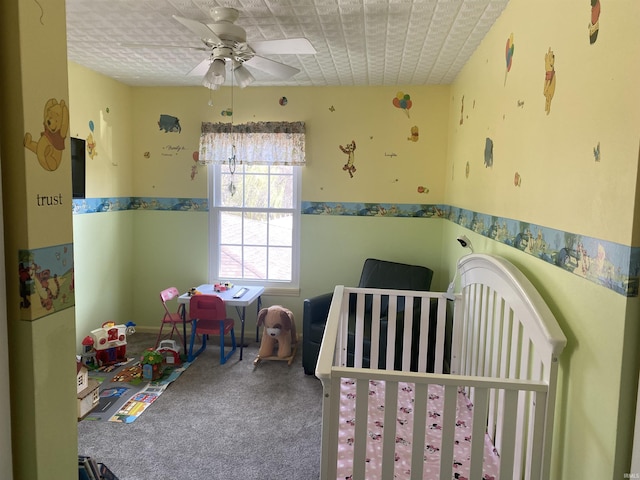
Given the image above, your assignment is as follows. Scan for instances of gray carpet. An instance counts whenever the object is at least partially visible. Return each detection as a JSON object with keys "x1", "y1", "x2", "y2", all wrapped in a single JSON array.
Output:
[{"x1": 78, "y1": 333, "x2": 324, "y2": 480}]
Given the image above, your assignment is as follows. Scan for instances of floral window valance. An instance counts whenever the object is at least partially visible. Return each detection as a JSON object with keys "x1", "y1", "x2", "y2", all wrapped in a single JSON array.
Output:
[{"x1": 199, "y1": 121, "x2": 306, "y2": 166}]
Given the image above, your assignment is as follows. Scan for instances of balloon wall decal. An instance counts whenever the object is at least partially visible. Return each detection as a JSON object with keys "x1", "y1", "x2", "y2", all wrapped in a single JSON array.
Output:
[
  {"x1": 589, "y1": 0, "x2": 601, "y2": 44},
  {"x1": 393, "y1": 92, "x2": 412, "y2": 118},
  {"x1": 505, "y1": 33, "x2": 514, "y2": 85}
]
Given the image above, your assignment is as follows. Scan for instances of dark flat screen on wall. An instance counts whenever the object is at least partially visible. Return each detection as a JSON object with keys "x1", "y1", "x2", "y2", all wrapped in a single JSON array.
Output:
[{"x1": 71, "y1": 137, "x2": 86, "y2": 199}]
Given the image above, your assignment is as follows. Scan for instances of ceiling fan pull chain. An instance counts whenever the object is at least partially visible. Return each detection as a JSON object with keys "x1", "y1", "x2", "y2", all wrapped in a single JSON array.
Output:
[
  {"x1": 228, "y1": 144, "x2": 237, "y2": 196},
  {"x1": 227, "y1": 71, "x2": 237, "y2": 196}
]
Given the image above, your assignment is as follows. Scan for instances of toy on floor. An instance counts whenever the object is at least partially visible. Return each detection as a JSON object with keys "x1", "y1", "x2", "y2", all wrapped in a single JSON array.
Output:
[
  {"x1": 141, "y1": 349, "x2": 164, "y2": 381},
  {"x1": 89, "y1": 321, "x2": 134, "y2": 366},
  {"x1": 76, "y1": 359, "x2": 99, "y2": 419},
  {"x1": 156, "y1": 339, "x2": 181, "y2": 366},
  {"x1": 80, "y1": 336, "x2": 97, "y2": 368},
  {"x1": 254, "y1": 305, "x2": 298, "y2": 367}
]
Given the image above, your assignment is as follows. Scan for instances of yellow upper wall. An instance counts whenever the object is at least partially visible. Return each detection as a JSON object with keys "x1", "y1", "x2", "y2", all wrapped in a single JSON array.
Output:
[
  {"x1": 130, "y1": 85, "x2": 450, "y2": 203},
  {"x1": 446, "y1": 0, "x2": 640, "y2": 245},
  {"x1": 68, "y1": 62, "x2": 133, "y2": 197}
]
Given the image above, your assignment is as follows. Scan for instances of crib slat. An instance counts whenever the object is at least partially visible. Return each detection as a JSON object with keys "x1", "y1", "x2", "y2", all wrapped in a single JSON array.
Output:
[
  {"x1": 494, "y1": 305, "x2": 513, "y2": 455},
  {"x1": 370, "y1": 295, "x2": 382, "y2": 369},
  {"x1": 434, "y1": 297, "x2": 447, "y2": 373},
  {"x1": 469, "y1": 284, "x2": 481, "y2": 378},
  {"x1": 336, "y1": 290, "x2": 350, "y2": 367},
  {"x1": 513, "y1": 337, "x2": 531, "y2": 478},
  {"x1": 472, "y1": 284, "x2": 484, "y2": 378},
  {"x1": 386, "y1": 296, "x2": 398, "y2": 369},
  {"x1": 417, "y1": 297, "x2": 430, "y2": 372},
  {"x1": 484, "y1": 288, "x2": 496, "y2": 377},
  {"x1": 321, "y1": 375, "x2": 342, "y2": 480},
  {"x1": 401, "y1": 297, "x2": 414, "y2": 371},
  {"x1": 499, "y1": 305, "x2": 512, "y2": 379},
  {"x1": 352, "y1": 378, "x2": 369, "y2": 479},
  {"x1": 381, "y1": 380, "x2": 399, "y2": 480},
  {"x1": 410, "y1": 383, "x2": 428, "y2": 480},
  {"x1": 461, "y1": 285, "x2": 473, "y2": 377},
  {"x1": 477, "y1": 285, "x2": 490, "y2": 376},
  {"x1": 524, "y1": 350, "x2": 544, "y2": 480},
  {"x1": 499, "y1": 389, "x2": 519, "y2": 479},
  {"x1": 469, "y1": 387, "x2": 489, "y2": 479},
  {"x1": 439, "y1": 384, "x2": 457, "y2": 480},
  {"x1": 525, "y1": 389, "x2": 547, "y2": 480},
  {"x1": 487, "y1": 294, "x2": 503, "y2": 442},
  {"x1": 449, "y1": 293, "x2": 464, "y2": 375},
  {"x1": 509, "y1": 316, "x2": 521, "y2": 378},
  {"x1": 354, "y1": 293, "x2": 365, "y2": 368}
]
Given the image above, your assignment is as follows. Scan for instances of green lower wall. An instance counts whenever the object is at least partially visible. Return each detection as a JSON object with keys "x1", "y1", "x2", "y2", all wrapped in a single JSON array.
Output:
[
  {"x1": 74, "y1": 209, "x2": 444, "y2": 339},
  {"x1": 131, "y1": 210, "x2": 209, "y2": 333},
  {"x1": 73, "y1": 211, "x2": 134, "y2": 347},
  {"x1": 441, "y1": 223, "x2": 639, "y2": 480}
]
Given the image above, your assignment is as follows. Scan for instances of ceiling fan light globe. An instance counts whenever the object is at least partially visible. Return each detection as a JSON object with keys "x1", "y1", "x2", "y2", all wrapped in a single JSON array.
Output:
[
  {"x1": 204, "y1": 58, "x2": 226, "y2": 85},
  {"x1": 202, "y1": 80, "x2": 220, "y2": 90},
  {"x1": 234, "y1": 65, "x2": 255, "y2": 88},
  {"x1": 211, "y1": 58, "x2": 226, "y2": 76}
]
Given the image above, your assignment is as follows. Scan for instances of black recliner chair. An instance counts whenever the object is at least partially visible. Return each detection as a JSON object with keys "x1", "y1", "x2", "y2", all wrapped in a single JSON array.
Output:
[{"x1": 303, "y1": 258, "x2": 434, "y2": 375}]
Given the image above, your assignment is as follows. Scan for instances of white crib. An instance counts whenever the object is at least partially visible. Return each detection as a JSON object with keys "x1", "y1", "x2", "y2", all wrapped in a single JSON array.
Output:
[{"x1": 316, "y1": 253, "x2": 567, "y2": 480}]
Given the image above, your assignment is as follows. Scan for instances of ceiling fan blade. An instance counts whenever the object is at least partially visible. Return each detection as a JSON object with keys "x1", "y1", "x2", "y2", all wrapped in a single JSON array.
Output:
[
  {"x1": 187, "y1": 58, "x2": 213, "y2": 77},
  {"x1": 244, "y1": 56, "x2": 300, "y2": 79},
  {"x1": 250, "y1": 38, "x2": 316, "y2": 55},
  {"x1": 172, "y1": 15, "x2": 221, "y2": 44},
  {"x1": 119, "y1": 42, "x2": 208, "y2": 52}
]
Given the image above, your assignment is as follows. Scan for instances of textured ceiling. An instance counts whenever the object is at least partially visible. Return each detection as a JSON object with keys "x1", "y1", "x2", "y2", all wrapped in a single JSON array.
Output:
[{"x1": 65, "y1": 0, "x2": 509, "y2": 88}]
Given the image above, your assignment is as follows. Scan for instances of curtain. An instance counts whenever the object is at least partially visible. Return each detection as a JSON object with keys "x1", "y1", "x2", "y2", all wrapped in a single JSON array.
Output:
[{"x1": 199, "y1": 121, "x2": 306, "y2": 166}]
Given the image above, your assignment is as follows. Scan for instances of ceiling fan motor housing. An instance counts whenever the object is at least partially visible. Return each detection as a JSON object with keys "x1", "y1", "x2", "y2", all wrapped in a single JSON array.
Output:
[{"x1": 208, "y1": 22, "x2": 246, "y2": 44}]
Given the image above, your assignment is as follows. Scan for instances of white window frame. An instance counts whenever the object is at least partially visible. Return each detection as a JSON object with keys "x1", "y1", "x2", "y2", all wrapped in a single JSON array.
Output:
[{"x1": 207, "y1": 163, "x2": 301, "y2": 295}]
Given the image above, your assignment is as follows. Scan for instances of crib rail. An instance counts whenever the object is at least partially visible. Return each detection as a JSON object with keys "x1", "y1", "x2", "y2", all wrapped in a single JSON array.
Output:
[{"x1": 323, "y1": 368, "x2": 549, "y2": 480}]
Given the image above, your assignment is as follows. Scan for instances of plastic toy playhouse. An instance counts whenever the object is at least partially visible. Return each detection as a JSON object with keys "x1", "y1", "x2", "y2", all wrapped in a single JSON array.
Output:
[{"x1": 90, "y1": 321, "x2": 128, "y2": 366}]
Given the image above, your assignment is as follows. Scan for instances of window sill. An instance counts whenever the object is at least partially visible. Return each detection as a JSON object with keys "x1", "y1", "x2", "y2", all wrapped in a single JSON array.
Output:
[{"x1": 262, "y1": 286, "x2": 300, "y2": 297}]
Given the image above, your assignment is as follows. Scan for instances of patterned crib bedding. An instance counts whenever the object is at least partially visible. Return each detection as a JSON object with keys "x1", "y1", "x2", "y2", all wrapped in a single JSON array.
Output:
[{"x1": 337, "y1": 378, "x2": 500, "y2": 480}]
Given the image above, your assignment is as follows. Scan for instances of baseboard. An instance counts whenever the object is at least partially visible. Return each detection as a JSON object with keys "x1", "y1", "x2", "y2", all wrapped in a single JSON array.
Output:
[
  {"x1": 131, "y1": 326, "x2": 303, "y2": 349},
  {"x1": 132, "y1": 325, "x2": 160, "y2": 334}
]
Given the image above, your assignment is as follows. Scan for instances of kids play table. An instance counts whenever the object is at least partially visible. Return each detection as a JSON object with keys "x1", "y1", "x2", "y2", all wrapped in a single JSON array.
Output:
[{"x1": 178, "y1": 284, "x2": 264, "y2": 361}]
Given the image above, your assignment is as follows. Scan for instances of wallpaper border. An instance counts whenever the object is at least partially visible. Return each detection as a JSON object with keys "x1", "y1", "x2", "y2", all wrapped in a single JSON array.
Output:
[{"x1": 72, "y1": 198, "x2": 639, "y2": 297}]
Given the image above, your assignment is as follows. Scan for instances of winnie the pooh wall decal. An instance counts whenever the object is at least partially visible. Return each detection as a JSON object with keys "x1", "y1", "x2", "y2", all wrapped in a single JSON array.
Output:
[
  {"x1": 24, "y1": 98, "x2": 69, "y2": 171},
  {"x1": 407, "y1": 126, "x2": 419, "y2": 142},
  {"x1": 340, "y1": 140, "x2": 357, "y2": 178},
  {"x1": 543, "y1": 48, "x2": 557, "y2": 115},
  {"x1": 86, "y1": 132, "x2": 97, "y2": 159}
]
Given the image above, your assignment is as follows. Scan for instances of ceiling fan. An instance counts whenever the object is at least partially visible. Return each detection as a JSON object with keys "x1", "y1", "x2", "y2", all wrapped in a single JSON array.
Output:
[{"x1": 163, "y1": 7, "x2": 316, "y2": 89}]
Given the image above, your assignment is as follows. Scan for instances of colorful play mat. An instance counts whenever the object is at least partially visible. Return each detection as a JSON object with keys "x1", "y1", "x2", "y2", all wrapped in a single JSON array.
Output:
[{"x1": 82, "y1": 358, "x2": 191, "y2": 423}]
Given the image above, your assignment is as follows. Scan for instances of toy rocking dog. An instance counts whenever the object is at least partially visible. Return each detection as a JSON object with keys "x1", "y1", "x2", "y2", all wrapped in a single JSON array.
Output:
[{"x1": 254, "y1": 305, "x2": 298, "y2": 367}]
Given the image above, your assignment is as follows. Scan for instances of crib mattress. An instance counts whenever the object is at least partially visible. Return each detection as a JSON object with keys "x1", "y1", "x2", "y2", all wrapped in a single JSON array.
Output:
[{"x1": 337, "y1": 378, "x2": 500, "y2": 480}]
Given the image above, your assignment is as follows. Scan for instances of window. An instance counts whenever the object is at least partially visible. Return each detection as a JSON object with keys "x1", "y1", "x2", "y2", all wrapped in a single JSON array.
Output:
[
  {"x1": 209, "y1": 163, "x2": 301, "y2": 289},
  {"x1": 200, "y1": 121, "x2": 305, "y2": 291}
]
